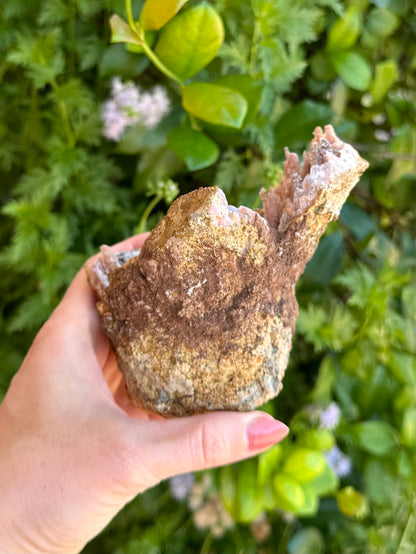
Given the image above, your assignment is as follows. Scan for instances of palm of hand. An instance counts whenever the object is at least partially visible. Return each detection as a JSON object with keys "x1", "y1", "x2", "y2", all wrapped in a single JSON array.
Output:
[{"x1": 0, "y1": 233, "x2": 288, "y2": 554}]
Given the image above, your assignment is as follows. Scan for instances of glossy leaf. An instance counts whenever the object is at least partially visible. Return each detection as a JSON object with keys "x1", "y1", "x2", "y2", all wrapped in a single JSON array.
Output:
[
  {"x1": 337, "y1": 486, "x2": 369, "y2": 519},
  {"x1": 330, "y1": 51, "x2": 372, "y2": 91},
  {"x1": 302, "y1": 429, "x2": 335, "y2": 451},
  {"x1": 126, "y1": 30, "x2": 156, "y2": 54},
  {"x1": 109, "y1": 14, "x2": 141, "y2": 45},
  {"x1": 303, "y1": 231, "x2": 344, "y2": 285},
  {"x1": 354, "y1": 420, "x2": 398, "y2": 456},
  {"x1": 182, "y1": 83, "x2": 248, "y2": 129},
  {"x1": 339, "y1": 202, "x2": 377, "y2": 242},
  {"x1": 258, "y1": 444, "x2": 283, "y2": 486},
  {"x1": 274, "y1": 100, "x2": 333, "y2": 150},
  {"x1": 140, "y1": 0, "x2": 189, "y2": 31},
  {"x1": 283, "y1": 448, "x2": 327, "y2": 483},
  {"x1": 364, "y1": 459, "x2": 397, "y2": 506},
  {"x1": 370, "y1": 60, "x2": 399, "y2": 103},
  {"x1": 401, "y1": 407, "x2": 416, "y2": 447},
  {"x1": 167, "y1": 127, "x2": 219, "y2": 171},
  {"x1": 296, "y1": 484, "x2": 319, "y2": 517},
  {"x1": 308, "y1": 463, "x2": 339, "y2": 496},
  {"x1": 327, "y1": 7, "x2": 361, "y2": 52},
  {"x1": 219, "y1": 465, "x2": 237, "y2": 518},
  {"x1": 236, "y1": 459, "x2": 264, "y2": 522},
  {"x1": 154, "y1": 3, "x2": 224, "y2": 81},
  {"x1": 273, "y1": 473, "x2": 305, "y2": 512},
  {"x1": 366, "y1": 7, "x2": 399, "y2": 37},
  {"x1": 387, "y1": 351, "x2": 415, "y2": 386},
  {"x1": 213, "y1": 75, "x2": 263, "y2": 125},
  {"x1": 99, "y1": 44, "x2": 150, "y2": 78},
  {"x1": 309, "y1": 356, "x2": 336, "y2": 404}
]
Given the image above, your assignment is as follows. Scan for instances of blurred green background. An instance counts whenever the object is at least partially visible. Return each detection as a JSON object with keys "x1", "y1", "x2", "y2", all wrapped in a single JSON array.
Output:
[{"x1": 0, "y1": 0, "x2": 415, "y2": 552}]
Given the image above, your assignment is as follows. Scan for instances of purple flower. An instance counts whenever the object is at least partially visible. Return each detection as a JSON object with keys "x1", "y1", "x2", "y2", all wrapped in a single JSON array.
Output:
[
  {"x1": 319, "y1": 402, "x2": 341, "y2": 430},
  {"x1": 170, "y1": 472, "x2": 195, "y2": 501},
  {"x1": 325, "y1": 446, "x2": 352, "y2": 477},
  {"x1": 102, "y1": 78, "x2": 171, "y2": 141}
]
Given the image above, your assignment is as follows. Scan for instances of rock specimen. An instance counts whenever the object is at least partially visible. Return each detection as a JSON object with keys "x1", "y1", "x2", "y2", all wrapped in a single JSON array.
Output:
[{"x1": 87, "y1": 125, "x2": 368, "y2": 416}]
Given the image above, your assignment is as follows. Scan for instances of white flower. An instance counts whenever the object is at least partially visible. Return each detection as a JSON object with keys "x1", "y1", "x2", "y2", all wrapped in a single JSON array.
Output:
[
  {"x1": 102, "y1": 78, "x2": 170, "y2": 141},
  {"x1": 101, "y1": 99, "x2": 129, "y2": 141},
  {"x1": 325, "y1": 445, "x2": 352, "y2": 477},
  {"x1": 169, "y1": 472, "x2": 195, "y2": 501},
  {"x1": 192, "y1": 493, "x2": 234, "y2": 538},
  {"x1": 137, "y1": 85, "x2": 171, "y2": 128},
  {"x1": 319, "y1": 402, "x2": 341, "y2": 430}
]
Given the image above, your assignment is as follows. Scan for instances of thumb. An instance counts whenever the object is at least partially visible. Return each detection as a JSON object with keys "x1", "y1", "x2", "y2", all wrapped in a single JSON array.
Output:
[{"x1": 130, "y1": 411, "x2": 289, "y2": 484}]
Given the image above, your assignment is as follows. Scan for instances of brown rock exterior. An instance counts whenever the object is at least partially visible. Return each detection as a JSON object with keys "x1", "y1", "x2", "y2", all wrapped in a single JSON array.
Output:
[{"x1": 87, "y1": 125, "x2": 368, "y2": 416}]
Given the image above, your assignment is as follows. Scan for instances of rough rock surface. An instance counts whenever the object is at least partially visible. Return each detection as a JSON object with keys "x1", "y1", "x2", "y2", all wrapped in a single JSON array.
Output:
[{"x1": 86, "y1": 125, "x2": 368, "y2": 416}]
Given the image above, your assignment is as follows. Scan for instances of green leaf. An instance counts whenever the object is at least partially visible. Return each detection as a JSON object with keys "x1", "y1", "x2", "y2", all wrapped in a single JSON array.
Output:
[
  {"x1": 354, "y1": 420, "x2": 398, "y2": 456},
  {"x1": 273, "y1": 473, "x2": 305, "y2": 512},
  {"x1": 167, "y1": 127, "x2": 219, "y2": 171},
  {"x1": 154, "y1": 3, "x2": 224, "y2": 81},
  {"x1": 7, "y1": 31, "x2": 65, "y2": 89},
  {"x1": 219, "y1": 465, "x2": 237, "y2": 518},
  {"x1": 213, "y1": 75, "x2": 263, "y2": 125},
  {"x1": 330, "y1": 51, "x2": 372, "y2": 91},
  {"x1": 236, "y1": 459, "x2": 264, "y2": 522},
  {"x1": 182, "y1": 83, "x2": 248, "y2": 129},
  {"x1": 370, "y1": 60, "x2": 399, "y2": 103},
  {"x1": 283, "y1": 449, "x2": 327, "y2": 483},
  {"x1": 309, "y1": 357, "x2": 336, "y2": 404},
  {"x1": 366, "y1": 7, "x2": 399, "y2": 37},
  {"x1": 302, "y1": 429, "x2": 335, "y2": 451},
  {"x1": 274, "y1": 100, "x2": 333, "y2": 150},
  {"x1": 296, "y1": 484, "x2": 319, "y2": 517},
  {"x1": 337, "y1": 486, "x2": 369, "y2": 519},
  {"x1": 126, "y1": 31, "x2": 156, "y2": 53},
  {"x1": 387, "y1": 123, "x2": 416, "y2": 182},
  {"x1": 109, "y1": 14, "x2": 141, "y2": 45},
  {"x1": 258, "y1": 444, "x2": 283, "y2": 486},
  {"x1": 401, "y1": 408, "x2": 416, "y2": 448},
  {"x1": 308, "y1": 463, "x2": 339, "y2": 496},
  {"x1": 310, "y1": 51, "x2": 337, "y2": 81},
  {"x1": 364, "y1": 459, "x2": 397, "y2": 506},
  {"x1": 303, "y1": 231, "x2": 344, "y2": 285},
  {"x1": 327, "y1": 6, "x2": 361, "y2": 52},
  {"x1": 339, "y1": 202, "x2": 377, "y2": 242},
  {"x1": 99, "y1": 44, "x2": 150, "y2": 78},
  {"x1": 140, "y1": 0, "x2": 189, "y2": 31}
]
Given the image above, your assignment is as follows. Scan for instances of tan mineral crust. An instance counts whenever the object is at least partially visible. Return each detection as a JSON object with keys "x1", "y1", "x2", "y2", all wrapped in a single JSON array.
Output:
[{"x1": 87, "y1": 125, "x2": 369, "y2": 416}]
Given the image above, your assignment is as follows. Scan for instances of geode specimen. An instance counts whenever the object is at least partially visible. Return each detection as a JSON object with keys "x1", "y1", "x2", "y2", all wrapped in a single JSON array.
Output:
[{"x1": 87, "y1": 125, "x2": 368, "y2": 417}]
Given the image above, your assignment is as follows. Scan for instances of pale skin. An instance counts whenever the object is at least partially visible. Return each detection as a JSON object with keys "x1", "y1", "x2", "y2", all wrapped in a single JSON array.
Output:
[{"x1": 0, "y1": 234, "x2": 289, "y2": 554}]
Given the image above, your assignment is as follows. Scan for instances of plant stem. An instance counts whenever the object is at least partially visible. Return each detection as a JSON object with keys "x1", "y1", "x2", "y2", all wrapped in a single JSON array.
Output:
[
  {"x1": 51, "y1": 80, "x2": 75, "y2": 148},
  {"x1": 136, "y1": 195, "x2": 162, "y2": 234},
  {"x1": 125, "y1": 0, "x2": 184, "y2": 85},
  {"x1": 140, "y1": 41, "x2": 184, "y2": 85},
  {"x1": 250, "y1": 19, "x2": 261, "y2": 75},
  {"x1": 125, "y1": 0, "x2": 135, "y2": 30},
  {"x1": 200, "y1": 532, "x2": 213, "y2": 554}
]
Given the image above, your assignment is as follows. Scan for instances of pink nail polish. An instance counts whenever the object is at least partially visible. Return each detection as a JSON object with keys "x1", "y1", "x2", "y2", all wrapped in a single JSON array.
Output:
[{"x1": 246, "y1": 417, "x2": 289, "y2": 450}]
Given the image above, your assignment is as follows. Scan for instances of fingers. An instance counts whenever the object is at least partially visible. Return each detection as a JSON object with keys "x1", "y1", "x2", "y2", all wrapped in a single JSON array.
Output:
[{"x1": 127, "y1": 412, "x2": 289, "y2": 486}]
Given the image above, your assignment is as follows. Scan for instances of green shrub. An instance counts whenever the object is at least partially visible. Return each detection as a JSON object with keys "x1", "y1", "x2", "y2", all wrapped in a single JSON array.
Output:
[{"x1": 1, "y1": 0, "x2": 415, "y2": 552}]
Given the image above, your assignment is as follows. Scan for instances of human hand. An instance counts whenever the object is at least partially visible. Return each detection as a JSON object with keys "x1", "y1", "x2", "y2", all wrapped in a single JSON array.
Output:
[{"x1": 0, "y1": 234, "x2": 289, "y2": 554}]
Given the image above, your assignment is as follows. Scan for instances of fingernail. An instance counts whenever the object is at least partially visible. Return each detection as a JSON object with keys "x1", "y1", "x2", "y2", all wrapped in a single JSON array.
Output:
[{"x1": 246, "y1": 416, "x2": 289, "y2": 451}]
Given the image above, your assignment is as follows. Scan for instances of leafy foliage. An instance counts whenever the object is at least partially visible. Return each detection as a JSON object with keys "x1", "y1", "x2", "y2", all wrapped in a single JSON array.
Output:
[{"x1": 1, "y1": 0, "x2": 415, "y2": 553}]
